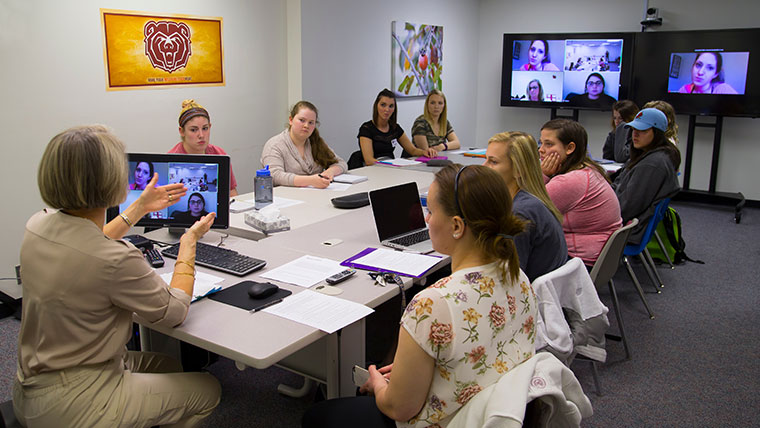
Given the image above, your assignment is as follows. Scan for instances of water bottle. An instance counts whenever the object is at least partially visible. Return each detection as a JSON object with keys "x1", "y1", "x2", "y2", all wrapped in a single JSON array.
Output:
[{"x1": 254, "y1": 165, "x2": 273, "y2": 209}]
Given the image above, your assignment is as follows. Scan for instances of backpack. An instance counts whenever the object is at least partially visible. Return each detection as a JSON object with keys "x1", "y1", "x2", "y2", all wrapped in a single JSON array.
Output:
[{"x1": 647, "y1": 207, "x2": 704, "y2": 265}]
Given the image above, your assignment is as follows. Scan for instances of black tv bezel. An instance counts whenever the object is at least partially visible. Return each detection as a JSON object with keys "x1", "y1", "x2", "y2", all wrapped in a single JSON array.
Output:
[
  {"x1": 500, "y1": 32, "x2": 635, "y2": 111},
  {"x1": 107, "y1": 152, "x2": 230, "y2": 230},
  {"x1": 632, "y1": 28, "x2": 760, "y2": 118}
]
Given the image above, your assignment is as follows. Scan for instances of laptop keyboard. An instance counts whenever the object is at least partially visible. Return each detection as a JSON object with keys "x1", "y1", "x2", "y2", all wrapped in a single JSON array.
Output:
[
  {"x1": 389, "y1": 229, "x2": 430, "y2": 247},
  {"x1": 161, "y1": 241, "x2": 266, "y2": 276}
]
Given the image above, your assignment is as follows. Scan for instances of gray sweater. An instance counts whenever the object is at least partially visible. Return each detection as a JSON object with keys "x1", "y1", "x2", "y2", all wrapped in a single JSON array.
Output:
[
  {"x1": 613, "y1": 149, "x2": 680, "y2": 244},
  {"x1": 261, "y1": 130, "x2": 347, "y2": 186},
  {"x1": 512, "y1": 190, "x2": 569, "y2": 281}
]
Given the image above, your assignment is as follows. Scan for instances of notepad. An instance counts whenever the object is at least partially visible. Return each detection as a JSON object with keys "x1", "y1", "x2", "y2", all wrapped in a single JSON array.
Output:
[
  {"x1": 333, "y1": 173, "x2": 368, "y2": 184},
  {"x1": 341, "y1": 247, "x2": 443, "y2": 277},
  {"x1": 462, "y1": 148, "x2": 486, "y2": 158},
  {"x1": 415, "y1": 156, "x2": 448, "y2": 163},
  {"x1": 376, "y1": 158, "x2": 422, "y2": 167}
]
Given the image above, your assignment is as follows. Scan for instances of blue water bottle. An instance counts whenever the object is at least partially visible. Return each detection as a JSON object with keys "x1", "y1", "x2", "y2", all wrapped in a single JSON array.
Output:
[{"x1": 254, "y1": 166, "x2": 273, "y2": 209}]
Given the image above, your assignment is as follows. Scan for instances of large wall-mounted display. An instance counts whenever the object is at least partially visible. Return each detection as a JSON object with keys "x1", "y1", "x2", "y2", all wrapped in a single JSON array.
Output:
[
  {"x1": 501, "y1": 28, "x2": 760, "y2": 117},
  {"x1": 500, "y1": 33, "x2": 634, "y2": 111},
  {"x1": 633, "y1": 28, "x2": 760, "y2": 117}
]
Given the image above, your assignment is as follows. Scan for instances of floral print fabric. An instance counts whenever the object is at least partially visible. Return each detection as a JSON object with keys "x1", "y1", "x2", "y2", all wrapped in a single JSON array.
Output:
[{"x1": 399, "y1": 262, "x2": 537, "y2": 428}]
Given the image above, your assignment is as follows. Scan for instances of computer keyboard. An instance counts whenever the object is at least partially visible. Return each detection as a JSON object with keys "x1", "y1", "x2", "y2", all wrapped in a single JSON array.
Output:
[
  {"x1": 161, "y1": 241, "x2": 266, "y2": 276},
  {"x1": 390, "y1": 229, "x2": 430, "y2": 246}
]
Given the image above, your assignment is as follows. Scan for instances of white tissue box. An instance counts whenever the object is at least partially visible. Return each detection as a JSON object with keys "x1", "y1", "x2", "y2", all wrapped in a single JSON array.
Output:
[{"x1": 244, "y1": 210, "x2": 290, "y2": 233}]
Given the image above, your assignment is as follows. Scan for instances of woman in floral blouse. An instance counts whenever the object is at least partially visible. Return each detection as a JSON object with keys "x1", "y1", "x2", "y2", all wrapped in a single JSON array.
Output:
[{"x1": 302, "y1": 164, "x2": 538, "y2": 428}]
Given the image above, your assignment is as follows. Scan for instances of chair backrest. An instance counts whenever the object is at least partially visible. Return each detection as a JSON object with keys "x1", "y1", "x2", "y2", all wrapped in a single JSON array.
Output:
[
  {"x1": 589, "y1": 218, "x2": 639, "y2": 287},
  {"x1": 623, "y1": 197, "x2": 671, "y2": 255},
  {"x1": 347, "y1": 150, "x2": 364, "y2": 170}
]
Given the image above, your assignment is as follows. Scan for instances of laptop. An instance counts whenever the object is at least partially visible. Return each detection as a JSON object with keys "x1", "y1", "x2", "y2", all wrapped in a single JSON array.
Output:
[{"x1": 368, "y1": 182, "x2": 434, "y2": 254}]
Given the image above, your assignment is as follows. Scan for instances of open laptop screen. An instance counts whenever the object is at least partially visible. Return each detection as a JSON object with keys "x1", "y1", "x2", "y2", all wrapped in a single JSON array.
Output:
[{"x1": 369, "y1": 182, "x2": 426, "y2": 241}]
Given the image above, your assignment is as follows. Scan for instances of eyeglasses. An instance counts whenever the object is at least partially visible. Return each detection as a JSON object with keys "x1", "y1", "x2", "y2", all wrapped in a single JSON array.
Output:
[
  {"x1": 189, "y1": 199, "x2": 204, "y2": 205},
  {"x1": 587, "y1": 80, "x2": 603, "y2": 87}
]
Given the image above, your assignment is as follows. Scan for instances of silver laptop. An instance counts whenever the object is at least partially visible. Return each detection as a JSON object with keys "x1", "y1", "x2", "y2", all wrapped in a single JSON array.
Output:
[{"x1": 368, "y1": 182, "x2": 434, "y2": 254}]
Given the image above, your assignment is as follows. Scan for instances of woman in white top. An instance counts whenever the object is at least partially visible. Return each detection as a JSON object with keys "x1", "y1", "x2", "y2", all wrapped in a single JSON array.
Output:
[
  {"x1": 261, "y1": 101, "x2": 348, "y2": 188},
  {"x1": 302, "y1": 164, "x2": 537, "y2": 428}
]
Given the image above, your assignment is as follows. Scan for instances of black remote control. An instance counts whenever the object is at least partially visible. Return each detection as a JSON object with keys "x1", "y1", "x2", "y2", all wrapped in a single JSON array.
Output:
[
  {"x1": 326, "y1": 269, "x2": 356, "y2": 284},
  {"x1": 145, "y1": 248, "x2": 165, "y2": 268}
]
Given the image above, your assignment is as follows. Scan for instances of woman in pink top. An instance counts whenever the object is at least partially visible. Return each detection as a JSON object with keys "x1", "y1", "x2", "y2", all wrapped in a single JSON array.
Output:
[
  {"x1": 168, "y1": 99, "x2": 239, "y2": 196},
  {"x1": 539, "y1": 119, "x2": 622, "y2": 266}
]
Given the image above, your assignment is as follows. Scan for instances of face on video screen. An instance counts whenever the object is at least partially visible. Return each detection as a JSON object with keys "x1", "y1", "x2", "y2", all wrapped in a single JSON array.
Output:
[{"x1": 691, "y1": 53, "x2": 718, "y2": 87}]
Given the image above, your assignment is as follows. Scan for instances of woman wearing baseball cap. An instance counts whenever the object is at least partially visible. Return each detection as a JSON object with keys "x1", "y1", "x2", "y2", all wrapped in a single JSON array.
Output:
[{"x1": 612, "y1": 108, "x2": 681, "y2": 244}]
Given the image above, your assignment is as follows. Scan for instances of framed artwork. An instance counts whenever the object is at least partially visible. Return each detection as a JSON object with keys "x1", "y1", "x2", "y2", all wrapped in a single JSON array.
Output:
[
  {"x1": 101, "y1": 9, "x2": 224, "y2": 90},
  {"x1": 669, "y1": 54, "x2": 681, "y2": 79},
  {"x1": 391, "y1": 21, "x2": 443, "y2": 98}
]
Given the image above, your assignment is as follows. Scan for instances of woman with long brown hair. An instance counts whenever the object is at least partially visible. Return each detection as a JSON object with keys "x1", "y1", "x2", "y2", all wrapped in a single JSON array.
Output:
[
  {"x1": 539, "y1": 119, "x2": 622, "y2": 266},
  {"x1": 262, "y1": 100, "x2": 348, "y2": 188}
]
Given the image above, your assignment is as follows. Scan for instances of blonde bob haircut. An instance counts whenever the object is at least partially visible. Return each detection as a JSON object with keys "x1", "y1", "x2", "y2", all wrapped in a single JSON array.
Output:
[
  {"x1": 38, "y1": 125, "x2": 129, "y2": 210},
  {"x1": 487, "y1": 132, "x2": 563, "y2": 224},
  {"x1": 423, "y1": 89, "x2": 448, "y2": 137}
]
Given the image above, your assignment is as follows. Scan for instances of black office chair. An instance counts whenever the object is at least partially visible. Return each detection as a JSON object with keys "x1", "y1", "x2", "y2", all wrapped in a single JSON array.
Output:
[
  {"x1": 1, "y1": 399, "x2": 21, "y2": 428},
  {"x1": 347, "y1": 150, "x2": 364, "y2": 170}
]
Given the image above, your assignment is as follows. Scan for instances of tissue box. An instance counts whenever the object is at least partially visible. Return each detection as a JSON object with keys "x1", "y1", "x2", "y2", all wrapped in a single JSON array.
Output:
[{"x1": 244, "y1": 210, "x2": 290, "y2": 233}]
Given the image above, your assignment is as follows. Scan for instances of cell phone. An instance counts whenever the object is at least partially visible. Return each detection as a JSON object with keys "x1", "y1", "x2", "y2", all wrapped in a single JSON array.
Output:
[{"x1": 352, "y1": 365, "x2": 369, "y2": 387}]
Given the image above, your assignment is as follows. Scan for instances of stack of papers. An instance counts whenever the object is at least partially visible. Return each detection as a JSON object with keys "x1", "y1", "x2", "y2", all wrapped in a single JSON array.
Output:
[
  {"x1": 333, "y1": 173, "x2": 368, "y2": 184},
  {"x1": 261, "y1": 255, "x2": 346, "y2": 287},
  {"x1": 341, "y1": 247, "x2": 443, "y2": 277},
  {"x1": 161, "y1": 271, "x2": 224, "y2": 302}
]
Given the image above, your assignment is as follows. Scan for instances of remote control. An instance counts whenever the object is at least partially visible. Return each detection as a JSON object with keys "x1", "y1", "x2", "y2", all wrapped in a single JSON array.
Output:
[
  {"x1": 145, "y1": 248, "x2": 165, "y2": 268},
  {"x1": 326, "y1": 269, "x2": 356, "y2": 284}
]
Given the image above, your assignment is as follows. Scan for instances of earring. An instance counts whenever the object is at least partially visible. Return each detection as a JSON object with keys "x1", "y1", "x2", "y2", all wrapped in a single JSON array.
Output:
[{"x1": 452, "y1": 234, "x2": 460, "y2": 238}]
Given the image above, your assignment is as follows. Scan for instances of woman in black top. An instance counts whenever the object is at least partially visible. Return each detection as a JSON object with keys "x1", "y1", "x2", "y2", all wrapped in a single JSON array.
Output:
[
  {"x1": 171, "y1": 192, "x2": 209, "y2": 223},
  {"x1": 357, "y1": 89, "x2": 435, "y2": 166}
]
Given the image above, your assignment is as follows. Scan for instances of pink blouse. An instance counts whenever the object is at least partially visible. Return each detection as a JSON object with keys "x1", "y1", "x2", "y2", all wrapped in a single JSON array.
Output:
[{"x1": 544, "y1": 167, "x2": 622, "y2": 265}]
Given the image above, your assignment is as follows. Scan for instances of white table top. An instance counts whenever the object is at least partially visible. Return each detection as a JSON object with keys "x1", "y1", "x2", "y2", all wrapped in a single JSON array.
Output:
[{"x1": 227, "y1": 165, "x2": 435, "y2": 240}]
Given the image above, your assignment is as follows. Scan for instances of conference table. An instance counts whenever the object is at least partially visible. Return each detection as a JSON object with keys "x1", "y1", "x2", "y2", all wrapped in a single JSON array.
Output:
[{"x1": 139, "y1": 162, "x2": 460, "y2": 398}]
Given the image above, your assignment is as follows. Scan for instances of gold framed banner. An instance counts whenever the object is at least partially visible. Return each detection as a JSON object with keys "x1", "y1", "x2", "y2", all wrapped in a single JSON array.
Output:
[{"x1": 101, "y1": 9, "x2": 224, "y2": 90}]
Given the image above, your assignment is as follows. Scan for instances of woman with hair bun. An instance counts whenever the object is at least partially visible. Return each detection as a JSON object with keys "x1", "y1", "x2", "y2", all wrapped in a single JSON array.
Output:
[
  {"x1": 169, "y1": 99, "x2": 238, "y2": 196},
  {"x1": 302, "y1": 164, "x2": 537, "y2": 428},
  {"x1": 261, "y1": 100, "x2": 348, "y2": 188}
]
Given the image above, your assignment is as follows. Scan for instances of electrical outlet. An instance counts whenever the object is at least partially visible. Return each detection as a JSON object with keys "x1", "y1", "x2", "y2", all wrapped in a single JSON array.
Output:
[{"x1": 15, "y1": 264, "x2": 21, "y2": 284}]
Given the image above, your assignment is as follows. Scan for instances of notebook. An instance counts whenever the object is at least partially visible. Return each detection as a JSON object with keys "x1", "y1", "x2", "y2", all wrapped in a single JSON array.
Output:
[{"x1": 368, "y1": 182, "x2": 434, "y2": 254}]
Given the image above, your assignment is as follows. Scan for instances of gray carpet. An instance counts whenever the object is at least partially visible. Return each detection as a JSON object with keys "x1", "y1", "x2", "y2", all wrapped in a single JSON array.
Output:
[{"x1": 1, "y1": 201, "x2": 758, "y2": 427}]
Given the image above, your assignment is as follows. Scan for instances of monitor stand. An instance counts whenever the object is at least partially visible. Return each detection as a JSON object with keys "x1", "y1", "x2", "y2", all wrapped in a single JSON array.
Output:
[{"x1": 168, "y1": 227, "x2": 187, "y2": 237}]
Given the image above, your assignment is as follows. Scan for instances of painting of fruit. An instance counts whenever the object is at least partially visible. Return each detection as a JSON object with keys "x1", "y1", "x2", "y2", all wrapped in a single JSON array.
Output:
[{"x1": 391, "y1": 21, "x2": 443, "y2": 98}]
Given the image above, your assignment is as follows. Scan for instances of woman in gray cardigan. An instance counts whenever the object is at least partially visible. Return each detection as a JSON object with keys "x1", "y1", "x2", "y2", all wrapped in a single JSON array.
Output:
[{"x1": 261, "y1": 101, "x2": 347, "y2": 188}]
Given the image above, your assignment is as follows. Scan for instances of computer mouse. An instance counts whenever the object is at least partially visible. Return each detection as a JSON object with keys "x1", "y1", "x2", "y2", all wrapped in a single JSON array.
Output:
[{"x1": 248, "y1": 282, "x2": 279, "y2": 299}]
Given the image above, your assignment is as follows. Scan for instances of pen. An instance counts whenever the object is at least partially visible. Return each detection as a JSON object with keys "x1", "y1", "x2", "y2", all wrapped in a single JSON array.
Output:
[{"x1": 249, "y1": 298, "x2": 283, "y2": 313}]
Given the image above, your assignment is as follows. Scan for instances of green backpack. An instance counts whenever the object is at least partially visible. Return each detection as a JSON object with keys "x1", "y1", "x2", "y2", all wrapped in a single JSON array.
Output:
[{"x1": 646, "y1": 207, "x2": 704, "y2": 265}]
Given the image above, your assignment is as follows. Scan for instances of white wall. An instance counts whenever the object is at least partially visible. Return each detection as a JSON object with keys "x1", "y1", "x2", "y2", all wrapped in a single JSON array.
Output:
[
  {"x1": 476, "y1": 0, "x2": 760, "y2": 199},
  {"x1": 0, "y1": 0, "x2": 289, "y2": 278},
  {"x1": 299, "y1": 0, "x2": 481, "y2": 161}
]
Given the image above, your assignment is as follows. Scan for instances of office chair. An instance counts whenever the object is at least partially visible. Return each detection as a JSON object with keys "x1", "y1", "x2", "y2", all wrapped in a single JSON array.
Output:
[
  {"x1": 347, "y1": 150, "x2": 364, "y2": 170},
  {"x1": 1, "y1": 399, "x2": 20, "y2": 428},
  {"x1": 589, "y1": 218, "x2": 639, "y2": 360},
  {"x1": 622, "y1": 199, "x2": 672, "y2": 310}
]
